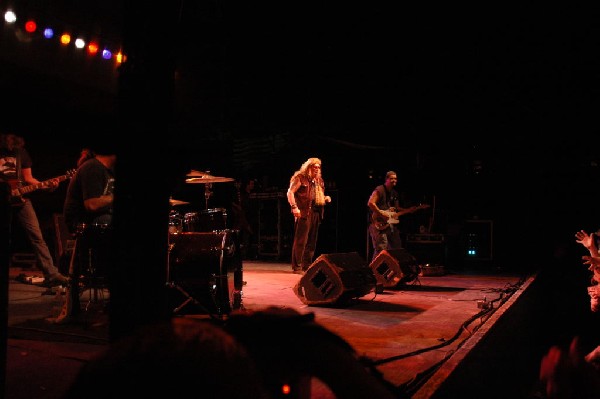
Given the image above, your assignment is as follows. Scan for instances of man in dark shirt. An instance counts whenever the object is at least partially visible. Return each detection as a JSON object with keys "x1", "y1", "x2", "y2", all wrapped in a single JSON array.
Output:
[
  {"x1": 63, "y1": 148, "x2": 115, "y2": 233},
  {"x1": 54, "y1": 146, "x2": 116, "y2": 323}
]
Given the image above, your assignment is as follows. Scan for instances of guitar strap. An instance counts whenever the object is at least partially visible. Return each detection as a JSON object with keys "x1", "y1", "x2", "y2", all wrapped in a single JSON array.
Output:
[
  {"x1": 379, "y1": 186, "x2": 395, "y2": 231},
  {"x1": 384, "y1": 187, "x2": 389, "y2": 208},
  {"x1": 383, "y1": 185, "x2": 392, "y2": 209}
]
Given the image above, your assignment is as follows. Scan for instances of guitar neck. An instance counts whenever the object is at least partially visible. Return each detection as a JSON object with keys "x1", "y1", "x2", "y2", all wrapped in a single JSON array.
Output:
[
  {"x1": 11, "y1": 174, "x2": 69, "y2": 196},
  {"x1": 401, "y1": 204, "x2": 430, "y2": 215}
]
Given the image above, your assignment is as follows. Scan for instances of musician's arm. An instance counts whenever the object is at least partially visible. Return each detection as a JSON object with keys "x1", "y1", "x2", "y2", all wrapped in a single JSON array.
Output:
[
  {"x1": 21, "y1": 167, "x2": 59, "y2": 190},
  {"x1": 84, "y1": 195, "x2": 113, "y2": 213},
  {"x1": 287, "y1": 177, "x2": 301, "y2": 217},
  {"x1": 367, "y1": 191, "x2": 385, "y2": 219},
  {"x1": 20, "y1": 168, "x2": 38, "y2": 185}
]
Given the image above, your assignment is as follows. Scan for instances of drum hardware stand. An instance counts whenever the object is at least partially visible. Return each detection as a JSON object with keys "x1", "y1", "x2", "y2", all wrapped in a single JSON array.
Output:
[
  {"x1": 79, "y1": 239, "x2": 111, "y2": 322},
  {"x1": 84, "y1": 247, "x2": 105, "y2": 304},
  {"x1": 62, "y1": 231, "x2": 109, "y2": 326},
  {"x1": 166, "y1": 280, "x2": 206, "y2": 314},
  {"x1": 204, "y1": 183, "x2": 213, "y2": 209}
]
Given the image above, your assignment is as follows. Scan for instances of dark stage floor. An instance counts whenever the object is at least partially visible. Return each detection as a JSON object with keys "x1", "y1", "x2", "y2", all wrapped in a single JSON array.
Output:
[{"x1": 3, "y1": 257, "x2": 574, "y2": 399}]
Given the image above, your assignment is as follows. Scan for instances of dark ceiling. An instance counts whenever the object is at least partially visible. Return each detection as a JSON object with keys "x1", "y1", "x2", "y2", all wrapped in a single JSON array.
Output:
[{"x1": 2, "y1": 3, "x2": 598, "y2": 140}]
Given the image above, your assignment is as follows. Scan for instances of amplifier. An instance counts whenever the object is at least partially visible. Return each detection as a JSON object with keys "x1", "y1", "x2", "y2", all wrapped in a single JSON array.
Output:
[
  {"x1": 406, "y1": 233, "x2": 445, "y2": 244},
  {"x1": 405, "y1": 234, "x2": 446, "y2": 266}
]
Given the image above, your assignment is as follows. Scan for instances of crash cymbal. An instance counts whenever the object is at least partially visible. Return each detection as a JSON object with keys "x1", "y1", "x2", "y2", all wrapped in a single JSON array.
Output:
[
  {"x1": 187, "y1": 169, "x2": 212, "y2": 177},
  {"x1": 185, "y1": 176, "x2": 235, "y2": 184},
  {"x1": 169, "y1": 198, "x2": 190, "y2": 206}
]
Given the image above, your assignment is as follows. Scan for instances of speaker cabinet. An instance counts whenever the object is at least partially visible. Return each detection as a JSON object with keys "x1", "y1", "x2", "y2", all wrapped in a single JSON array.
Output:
[
  {"x1": 293, "y1": 252, "x2": 376, "y2": 306},
  {"x1": 405, "y1": 234, "x2": 446, "y2": 266},
  {"x1": 167, "y1": 231, "x2": 242, "y2": 315},
  {"x1": 369, "y1": 248, "x2": 419, "y2": 288}
]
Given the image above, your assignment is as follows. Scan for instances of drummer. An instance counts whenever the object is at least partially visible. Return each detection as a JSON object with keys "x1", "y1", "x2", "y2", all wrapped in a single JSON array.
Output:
[
  {"x1": 54, "y1": 144, "x2": 116, "y2": 324},
  {"x1": 63, "y1": 145, "x2": 115, "y2": 234}
]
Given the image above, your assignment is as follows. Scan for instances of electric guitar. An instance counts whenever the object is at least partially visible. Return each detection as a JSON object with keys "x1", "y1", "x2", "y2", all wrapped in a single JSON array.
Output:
[
  {"x1": 9, "y1": 169, "x2": 76, "y2": 206},
  {"x1": 371, "y1": 204, "x2": 430, "y2": 231}
]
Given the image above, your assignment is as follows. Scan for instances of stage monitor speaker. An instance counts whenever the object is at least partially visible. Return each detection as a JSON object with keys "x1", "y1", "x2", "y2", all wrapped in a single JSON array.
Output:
[
  {"x1": 293, "y1": 252, "x2": 376, "y2": 306},
  {"x1": 369, "y1": 248, "x2": 419, "y2": 288}
]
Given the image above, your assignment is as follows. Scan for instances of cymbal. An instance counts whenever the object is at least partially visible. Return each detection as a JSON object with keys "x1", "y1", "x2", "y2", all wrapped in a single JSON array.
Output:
[
  {"x1": 185, "y1": 176, "x2": 235, "y2": 184},
  {"x1": 187, "y1": 169, "x2": 212, "y2": 177},
  {"x1": 169, "y1": 198, "x2": 190, "y2": 206}
]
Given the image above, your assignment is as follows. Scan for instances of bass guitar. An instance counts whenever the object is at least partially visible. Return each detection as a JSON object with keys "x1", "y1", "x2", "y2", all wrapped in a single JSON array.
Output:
[
  {"x1": 371, "y1": 204, "x2": 430, "y2": 231},
  {"x1": 9, "y1": 169, "x2": 76, "y2": 206}
]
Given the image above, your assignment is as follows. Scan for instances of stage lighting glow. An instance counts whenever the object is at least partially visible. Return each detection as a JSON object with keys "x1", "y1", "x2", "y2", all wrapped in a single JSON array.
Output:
[
  {"x1": 4, "y1": 11, "x2": 16, "y2": 24},
  {"x1": 25, "y1": 20, "x2": 36, "y2": 33},
  {"x1": 2, "y1": 6, "x2": 125, "y2": 68},
  {"x1": 60, "y1": 33, "x2": 71, "y2": 45},
  {"x1": 87, "y1": 42, "x2": 99, "y2": 55}
]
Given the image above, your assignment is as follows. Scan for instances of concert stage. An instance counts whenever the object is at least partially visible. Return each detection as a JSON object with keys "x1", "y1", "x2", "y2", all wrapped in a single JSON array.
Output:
[{"x1": 5, "y1": 259, "x2": 554, "y2": 398}]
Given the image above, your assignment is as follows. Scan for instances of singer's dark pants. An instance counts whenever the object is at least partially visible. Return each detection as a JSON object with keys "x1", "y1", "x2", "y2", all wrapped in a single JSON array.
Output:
[{"x1": 291, "y1": 208, "x2": 322, "y2": 271}]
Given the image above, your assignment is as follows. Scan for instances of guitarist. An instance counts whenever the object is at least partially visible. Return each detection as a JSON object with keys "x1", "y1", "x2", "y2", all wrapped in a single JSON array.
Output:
[
  {"x1": 367, "y1": 170, "x2": 422, "y2": 262},
  {"x1": 0, "y1": 133, "x2": 69, "y2": 286}
]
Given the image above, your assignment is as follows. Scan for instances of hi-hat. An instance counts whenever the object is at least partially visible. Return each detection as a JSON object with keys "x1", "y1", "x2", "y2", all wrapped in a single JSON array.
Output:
[
  {"x1": 187, "y1": 170, "x2": 212, "y2": 177},
  {"x1": 186, "y1": 176, "x2": 234, "y2": 184},
  {"x1": 169, "y1": 198, "x2": 190, "y2": 206}
]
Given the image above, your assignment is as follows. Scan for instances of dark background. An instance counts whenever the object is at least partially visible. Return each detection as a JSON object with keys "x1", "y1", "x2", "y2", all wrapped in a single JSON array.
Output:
[{"x1": 2, "y1": 2, "x2": 600, "y2": 272}]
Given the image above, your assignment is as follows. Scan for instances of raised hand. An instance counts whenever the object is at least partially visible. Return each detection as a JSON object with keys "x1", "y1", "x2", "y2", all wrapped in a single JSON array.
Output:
[{"x1": 575, "y1": 230, "x2": 594, "y2": 249}]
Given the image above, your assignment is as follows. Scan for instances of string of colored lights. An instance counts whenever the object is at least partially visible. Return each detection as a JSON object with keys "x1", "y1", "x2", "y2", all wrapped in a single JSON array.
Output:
[{"x1": 2, "y1": 7, "x2": 125, "y2": 66}]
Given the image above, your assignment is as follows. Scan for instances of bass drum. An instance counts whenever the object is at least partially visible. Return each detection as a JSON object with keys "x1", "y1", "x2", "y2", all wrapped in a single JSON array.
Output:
[{"x1": 167, "y1": 229, "x2": 242, "y2": 316}]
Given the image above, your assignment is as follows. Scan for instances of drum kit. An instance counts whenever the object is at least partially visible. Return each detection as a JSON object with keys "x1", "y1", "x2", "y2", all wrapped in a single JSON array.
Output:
[
  {"x1": 168, "y1": 170, "x2": 234, "y2": 234},
  {"x1": 167, "y1": 169, "x2": 243, "y2": 318}
]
